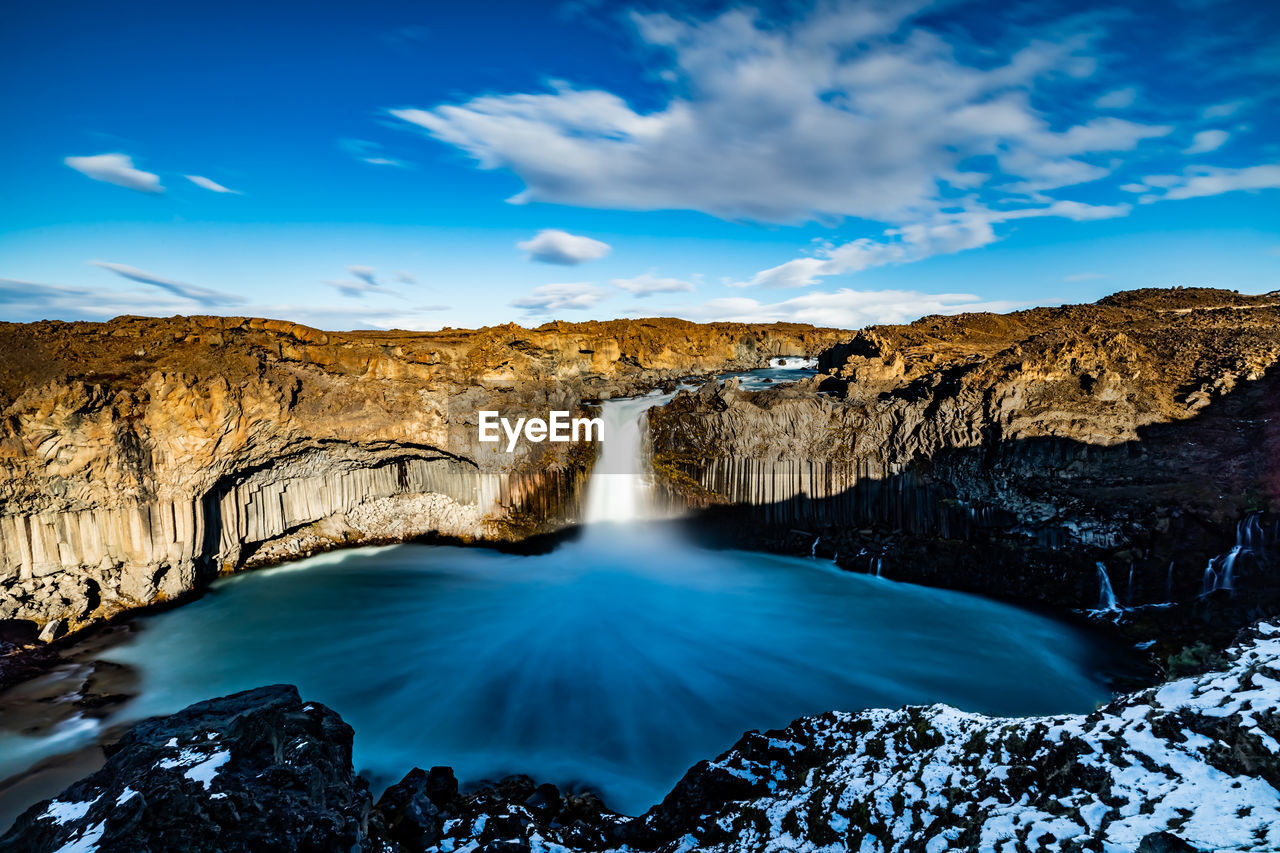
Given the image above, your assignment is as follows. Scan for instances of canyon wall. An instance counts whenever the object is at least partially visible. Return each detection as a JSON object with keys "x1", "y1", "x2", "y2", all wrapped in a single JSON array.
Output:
[
  {"x1": 650, "y1": 288, "x2": 1280, "y2": 640},
  {"x1": 0, "y1": 314, "x2": 841, "y2": 638}
]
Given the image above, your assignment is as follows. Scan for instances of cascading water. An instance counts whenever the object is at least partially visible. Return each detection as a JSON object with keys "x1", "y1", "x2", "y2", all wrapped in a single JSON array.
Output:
[
  {"x1": 1096, "y1": 562, "x2": 1120, "y2": 611},
  {"x1": 582, "y1": 392, "x2": 675, "y2": 524},
  {"x1": 1201, "y1": 513, "x2": 1275, "y2": 596}
]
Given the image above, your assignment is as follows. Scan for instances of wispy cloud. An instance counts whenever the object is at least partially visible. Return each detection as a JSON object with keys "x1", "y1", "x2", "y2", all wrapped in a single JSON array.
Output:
[
  {"x1": 348, "y1": 265, "x2": 378, "y2": 285},
  {"x1": 65, "y1": 153, "x2": 164, "y2": 194},
  {"x1": 1184, "y1": 129, "x2": 1230, "y2": 154},
  {"x1": 88, "y1": 261, "x2": 243, "y2": 306},
  {"x1": 1202, "y1": 101, "x2": 1246, "y2": 119},
  {"x1": 1094, "y1": 87, "x2": 1138, "y2": 109},
  {"x1": 0, "y1": 277, "x2": 194, "y2": 322},
  {"x1": 1137, "y1": 164, "x2": 1280, "y2": 203},
  {"x1": 326, "y1": 279, "x2": 396, "y2": 298},
  {"x1": 339, "y1": 138, "x2": 410, "y2": 168},
  {"x1": 323, "y1": 265, "x2": 414, "y2": 298},
  {"x1": 511, "y1": 282, "x2": 609, "y2": 314},
  {"x1": 612, "y1": 272, "x2": 696, "y2": 297},
  {"x1": 185, "y1": 175, "x2": 242, "y2": 194},
  {"x1": 667, "y1": 289, "x2": 1029, "y2": 328},
  {"x1": 516, "y1": 230, "x2": 611, "y2": 265},
  {"x1": 1063, "y1": 272, "x2": 1110, "y2": 282},
  {"x1": 739, "y1": 201, "x2": 1130, "y2": 289}
]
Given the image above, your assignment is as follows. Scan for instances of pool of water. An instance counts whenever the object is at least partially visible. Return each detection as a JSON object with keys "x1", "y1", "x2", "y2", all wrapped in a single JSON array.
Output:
[{"x1": 46, "y1": 522, "x2": 1119, "y2": 816}]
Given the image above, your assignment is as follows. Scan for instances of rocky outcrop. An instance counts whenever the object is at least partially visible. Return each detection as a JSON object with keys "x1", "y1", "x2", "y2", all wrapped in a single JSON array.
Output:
[
  {"x1": 8, "y1": 622, "x2": 1280, "y2": 852},
  {"x1": 650, "y1": 288, "x2": 1280, "y2": 646},
  {"x1": 0, "y1": 315, "x2": 840, "y2": 638},
  {"x1": 0, "y1": 684, "x2": 375, "y2": 852}
]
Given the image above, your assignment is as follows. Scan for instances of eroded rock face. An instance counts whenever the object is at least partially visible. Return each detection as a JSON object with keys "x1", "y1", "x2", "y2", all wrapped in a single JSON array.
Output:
[
  {"x1": 0, "y1": 315, "x2": 840, "y2": 636},
  {"x1": 8, "y1": 623, "x2": 1279, "y2": 852},
  {"x1": 650, "y1": 288, "x2": 1280, "y2": 635}
]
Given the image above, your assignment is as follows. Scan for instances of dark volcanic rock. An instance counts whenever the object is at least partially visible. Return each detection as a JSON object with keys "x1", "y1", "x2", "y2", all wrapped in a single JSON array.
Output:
[
  {"x1": 0, "y1": 685, "x2": 375, "y2": 853},
  {"x1": 377, "y1": 768, "x2": 624, "y2": 853}
]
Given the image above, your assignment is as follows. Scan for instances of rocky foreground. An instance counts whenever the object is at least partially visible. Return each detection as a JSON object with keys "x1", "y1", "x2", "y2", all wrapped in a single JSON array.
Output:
[{"x1": 5, "y1": 621, "x2": 1279, "y2": 852}]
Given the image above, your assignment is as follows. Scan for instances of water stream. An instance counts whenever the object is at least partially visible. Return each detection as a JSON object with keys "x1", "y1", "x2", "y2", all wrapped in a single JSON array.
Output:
[{"x1": 0, "y1": 363, "x2": 1121, "y2": 820}]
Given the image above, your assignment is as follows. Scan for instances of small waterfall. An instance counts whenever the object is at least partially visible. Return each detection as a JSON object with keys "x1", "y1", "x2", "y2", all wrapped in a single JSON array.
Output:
[
  {"x1": 769, "y1": 356, "x2": 818, "y2": 370},
  {"x1": 1095, "y1": 562, "x2": 1119, "y2": 611},
  {"x1": 874, "y1": 557, "x2": 883, "y2": 577},
  {"x1": 582, "y1": 392, "x2": 677, "y2": 525},
  {"x1": 1166, "y1": 561, "x2": 1174, "y2": 602},
  {"x1": 810, "y1": 536, "x2": 821, "y2": 558},
  {"x1": 1126, "y1": 562, "x2": 1135, "y2": 605},
  {"x1": 1201, "y1": 513, "x2": 1272, "y2": 596}
]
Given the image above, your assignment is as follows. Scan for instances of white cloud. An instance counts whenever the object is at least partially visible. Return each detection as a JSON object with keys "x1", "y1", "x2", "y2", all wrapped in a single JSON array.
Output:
[
  {"x1": 1136, "y1": 164, "x2": 1280, "y2": 203},
  {"x1": 1094, "y1": 87, "x2": 1138, "y2": 109},
  {"x1": 88, "y1": 261, "x2": 243, "y2": 306},
  {"x1": 1202, "y1": 101, "x2": 1245, "y2": 119},
  {"x1": 393, "y1": 4, "x2": 1171, "y2": 225},
  {"x1": 1183, "y1": 129, "x2": 1230, "y2": 154},
  {"x1": 185, "y1": 175, "x2": 241, "y2": 194},
  {"x1": 511, "y1": 282, "x2": 609, "y2": 314},
  {"x1": 1162, "y1": 164, "x2": 1280, "y2": 200},
  {"x1": 394, "y1": 270, "x2": 417, "y2": 284},
  {"x1": 65, "y1": 153, "x2": 164, "y2": 194},
  {"x1": 516, "y1": 230, "x2": 611, "y2": 265},
  {"x1": 1119, "y1": 182, "x2": 1148, "y2": 193},
  {"x1": 1140, "y1": 174, "x2": 1183, "y2": 189},
  {"x1": 670, "y1": 288, "x2": 1028, "y2": 327},
  {"x1": 612, "y1": 272, "x2": 696, "y2": 297},
  {"x1": 740, "y1": 200, "x2": 1130, "y2": 288}
]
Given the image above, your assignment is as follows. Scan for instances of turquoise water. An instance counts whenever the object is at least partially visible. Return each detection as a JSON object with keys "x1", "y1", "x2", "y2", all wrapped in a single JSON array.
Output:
[{"x1": 90, "y1": 522, "x2": 1114, "y2": 815}]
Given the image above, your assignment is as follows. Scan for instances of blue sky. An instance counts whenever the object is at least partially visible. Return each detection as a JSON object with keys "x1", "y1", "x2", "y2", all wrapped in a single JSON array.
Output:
[{"x1": 1, "y1": 0, "x2": 1277, "y2": 330}]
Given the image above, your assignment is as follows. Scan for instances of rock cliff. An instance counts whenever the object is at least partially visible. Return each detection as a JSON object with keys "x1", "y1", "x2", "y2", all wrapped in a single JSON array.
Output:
[
  {"x1": 650, "y1": 288, "x2": 1280, "y2": 649},
  {"x1": 7, "y1": 621, "x2": 1279, "y2": 852},
  {"x1": 0, "y1": 315, "x2": 840, "y2": 639}
]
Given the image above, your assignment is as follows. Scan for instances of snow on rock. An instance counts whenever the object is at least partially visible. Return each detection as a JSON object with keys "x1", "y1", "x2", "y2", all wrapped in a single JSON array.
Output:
[
  {"x1": 614, "y1": 621, "x2": 1280, "y2": 853},
  {"x1": 37, "y1": 796, "x2": 100, "y2": 826}
]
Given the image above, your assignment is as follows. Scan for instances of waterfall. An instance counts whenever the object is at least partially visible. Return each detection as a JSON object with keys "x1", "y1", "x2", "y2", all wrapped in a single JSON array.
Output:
[
  {"x1": 1126, "y1": 562, "x2": 1135, "y2": 605},
  {"x1": 582, "y1": 392, "x2": 676, "y2": 525},
  {"x1": 769, "y1": 356, "x2": 818, "y2": 370},
  {"x1": 1166, "y1": 560, "x2": 1174, "y2": 602},
  {"x1": 810, "y1": 536, "x2": 821, "y2": 558},
  {"x1": 1095, "y1": 562, "x2": 1119, "y2": 611},
  {"x1": 1201, "y1": 513, "x2": 1272, "y2": 596}
]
